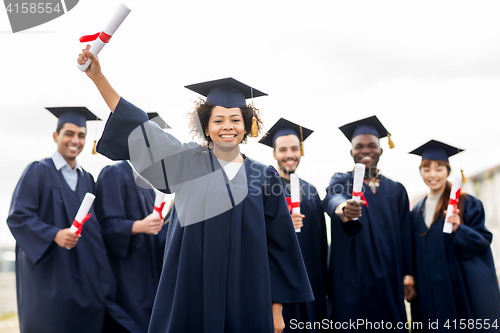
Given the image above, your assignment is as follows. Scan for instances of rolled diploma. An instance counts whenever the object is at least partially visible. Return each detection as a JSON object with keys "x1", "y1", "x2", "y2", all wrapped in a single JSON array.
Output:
[
  {"x1": 352, "y1": 163, "x2": 366, "y2": 221},
  {"x1": 70, "y1": 193, "x2": 95, "y2": 234},
  {"x1": 152, "y1": 191, "x2": 166, "y2": 235},
  {"x1": 290, "y1": 173, "x2": 301, "y2": 233},
  {"x1": 77, "y1": 3, "x2": 131, "y2": 72},
  {"x1": 66, "y1": 193, "x2": 95, "y2": 249},
  {"x1": 443, "y1": 176, "x2": 462, "y2": 234}
]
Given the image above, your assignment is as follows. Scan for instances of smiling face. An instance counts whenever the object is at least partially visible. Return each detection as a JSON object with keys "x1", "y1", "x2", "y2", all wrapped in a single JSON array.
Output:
[
  {"x1": 53, "y1": 123, "x2": 86, "y2": 166},
  {"x1": 350, "y1": 134, "x2": 383, "y2": 173},
  {"x1": 205, "y1": 106, "x2": 246, "y2": 150},
  {"x1": 273, "y1": 134, "x2": 301, "y2": 178},
  {"x1": 420, "y1": 159, "x2": 450, "y2": 195}
]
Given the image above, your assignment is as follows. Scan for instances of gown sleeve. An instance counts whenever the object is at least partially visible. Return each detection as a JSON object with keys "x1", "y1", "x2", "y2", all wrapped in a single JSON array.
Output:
[
  {"x1": 397, "y1": 182, "x2": 413, "y2": 276},
  {"x1": 97, "y1": 97, "x2": 204, "y2": 194},
  {"x1": 95, "y1": 165, "x2": 135, "y2": 259},
  {"x1": 451, "y1": 195, "x2": 492, "y2": 260},
  {"x1": 263, "y1": 166, "x2": 314, "y2": 305},
  {"x1": 7, "y1": 163, "x2": 60, "y2": 264}
]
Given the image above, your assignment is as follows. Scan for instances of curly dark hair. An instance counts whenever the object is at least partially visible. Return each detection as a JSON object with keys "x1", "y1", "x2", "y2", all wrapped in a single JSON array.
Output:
[{"x1": 188, "y1": 99, "x2": 263, "y2": 146}]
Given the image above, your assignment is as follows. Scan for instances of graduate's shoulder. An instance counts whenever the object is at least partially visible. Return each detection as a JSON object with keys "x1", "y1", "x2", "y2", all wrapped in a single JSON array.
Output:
[
  {"x1": 327, "y1": 170, "x2": 354, "y2": 186},
  {"x1": 22, "y1": 158, "x2": 54, "y2": 174},
  {"x1": 461, "y1": 193, "x2": 483, "y2": 212},
  {"x1": 381, "y1": 175, "x2": 409, "y2": 193},
  {"x1": 411, "y1": 196, "x2": 426, "y2": 213},
  {"x1": 298, "y1": 177, "x2": 319, "y2": 192},
  {"x1": 244, "y1": 157, "x2": 280, "y2": 179}
]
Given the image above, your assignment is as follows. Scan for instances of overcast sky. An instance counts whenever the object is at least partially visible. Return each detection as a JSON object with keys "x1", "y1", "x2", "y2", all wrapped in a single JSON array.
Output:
[{"x1": 2, "y1": 0, "x2": 500, "y2": 246}]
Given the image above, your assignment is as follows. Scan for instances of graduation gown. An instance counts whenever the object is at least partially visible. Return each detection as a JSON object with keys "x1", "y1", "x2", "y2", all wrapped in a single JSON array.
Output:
[
  {"x1": 322, "y1": 171, "x2": 412, "y2": 332},
  {"x1": 411, "y1": 194, "x2": 500, "y2": 332},
  {"x1": 95, "y1": 161, "x2": 168, "y2": 333},
  {"x1": 96, "y1": 97, "x2": 314, "y2": 333},
  {"x1": 281, "y1": 178, "x2": 328, "y2": 332},
  {"x1": 7, "y1": 158, "x2": 141, "y2": 333}
]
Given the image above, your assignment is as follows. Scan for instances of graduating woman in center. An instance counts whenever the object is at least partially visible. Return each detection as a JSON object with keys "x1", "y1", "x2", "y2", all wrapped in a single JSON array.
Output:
[
  {"x1": 409, "y1": 140, "x2": 500, "y2": 332},
  {"x1": 77, "y1": 46, "x2": 313, "y2": 333}
]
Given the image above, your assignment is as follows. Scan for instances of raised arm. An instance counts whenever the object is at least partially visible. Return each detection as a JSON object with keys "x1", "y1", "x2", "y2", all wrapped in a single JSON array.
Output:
[{"x1": 77, "y1": 44, "x2": 120, "y2": 112}]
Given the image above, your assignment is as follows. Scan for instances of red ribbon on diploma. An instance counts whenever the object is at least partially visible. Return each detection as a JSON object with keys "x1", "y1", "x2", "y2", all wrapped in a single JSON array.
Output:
[
  {"x1": 72, "y1": 213, "x2": 91, "y2": 236},
  {"x1": 79, "y1": 32, "x2": 112, "y2": 43},
  {"x1": 352, "y1": 191, "x2": 369, "y2": 208},
  {"x1": 154, "y1": 202, "x2": 166, "y2": 220},
  {"x1": 448, "y1": 188, "x2": 461, "y2": 214},
  {"x1": 286, "y1": 197, "x2": 300, "y2": 214}
]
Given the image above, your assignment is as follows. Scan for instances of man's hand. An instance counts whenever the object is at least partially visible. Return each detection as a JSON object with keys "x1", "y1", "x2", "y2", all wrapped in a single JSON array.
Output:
[
  {"x1": 290, "y1": 212, "x2": 305, "y2": 230},
  {"x1": 131, "y1": 214, "x2": 163, "y2": 235},
  {"x1": 343, "y1": 199, "x2": 366, "y2": 220},
  {"x1": 272, "y1": 303, "x2": 285, "y2": 333},
  {"x1": 54, "y1": 229, "x2": 80, "y2": 248}
]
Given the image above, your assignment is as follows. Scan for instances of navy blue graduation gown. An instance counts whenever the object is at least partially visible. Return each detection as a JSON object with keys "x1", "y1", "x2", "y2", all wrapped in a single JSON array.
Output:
[
  {"x1": 95, "y1": 161, "x2": 168, "y2": 333},
  {"x1": 96, "y1": 97, "x2": 314, "y2": 333},
  {"x1": 7, "y1": 158, "x2": 141, "y2": 333},
  {"x1": 411, "y1": 194, "x2": 500, "y2": 332},
  {"x1": 281, "y1": 178, "x2": 328, "y2": 332},
  {"x1": 322, "y1": 171, "x2": 412, "y2": 332}
]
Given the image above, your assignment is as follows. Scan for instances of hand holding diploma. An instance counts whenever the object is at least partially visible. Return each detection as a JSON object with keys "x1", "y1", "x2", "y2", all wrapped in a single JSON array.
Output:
[
  {"x1": 77, "y1": 3, "x2": 131, "y2": 72},
  {"x1": 58, "y1": 193, "x2": 94, "y2": 249},
  {"x1": 131, "y1": 191, "x2": 164, "y2": 235},
  {"x1": 351, "y1": 163, "x2": 368, "y2": 220},
  {"x1": 54, "y1": 229, "x2": 80, "y2": 249},
  {"x1": 289, "y1": 174, "x2": 304, "y2": 232},
  {"x1": 443, "y1": 176, "x2": 462, "y2": 234},
  {"x1": 341, "y1": 164, "x2": 367, "y2": 221}
]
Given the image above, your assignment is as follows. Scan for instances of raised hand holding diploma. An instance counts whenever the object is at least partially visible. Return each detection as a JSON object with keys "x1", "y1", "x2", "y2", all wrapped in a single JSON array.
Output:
[
  {"x1": 290, "y1": 173, "x2": 302, "y2": 232},
  {"x1": 66, "y1": 193, "x2": 95, "y2": 249},
  {"x1": 77, "y1": 3, "x2": 131, "y2": 72},
  {"x1": 352, "y1": 163, "x2": 367, "y2": 220},
  {"x1": 443, "y1": 176, "x2": 462, "y2": 234}
]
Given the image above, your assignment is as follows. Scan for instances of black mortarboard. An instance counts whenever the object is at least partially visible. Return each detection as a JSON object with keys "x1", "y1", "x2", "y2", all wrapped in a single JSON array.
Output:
[
  {"x1": 259, "y1": 118, "x2": 313, "y2": 155},
  {"x1": 45, "y1": 107, "x2": 100, "y2": 128},
  {"x1": 184, "y1": 77, "x2": 267, "y2": 109},
  {"x1": 147, "y1": 112, "x2": 171, "y2": 129},
  {"x1": 409, "y1": 140, "x2": 464, "y2": 162},
  {"x1": 338, "y1": 115, "x2": 395, "y2": 148}
]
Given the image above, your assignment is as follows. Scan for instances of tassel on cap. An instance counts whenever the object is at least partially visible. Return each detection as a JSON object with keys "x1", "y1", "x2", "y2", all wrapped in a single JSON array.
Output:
[
  {"x1": 92, "y1": 140, "x2": 98, "y2": 154},
  {"x1": 387, "y1": 133, "x2": 395, "y2": 149},
  {"x1": 250, "y1": 87, "x2": 258, "y2": 137},
  {"x1": 461, "y1": 169, "x2": 467, "y2": 183},
  {"x1": 251, "y1": 115, "x2": 258, "y2": 137},
  {"x1": 300, "y1": 126, "x2": 304, "y2": 156}
]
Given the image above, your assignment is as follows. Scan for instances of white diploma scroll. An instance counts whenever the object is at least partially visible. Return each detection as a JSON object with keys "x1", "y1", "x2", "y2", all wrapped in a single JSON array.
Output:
[
  {"x1": 70, "y1": 193, "x2": 95, "y2": 234},
  {"x1": 67, "y1": 193, "x2": 95, "y2": 249},
  {"x1": 443, "y1": 176, "x2": 462, "y2": 234},
  {"x1": 152, "y1": 191, "x2": 166, "y2": 235},
  {"x1": 77, "y1": 3, "x2": 131, "y2": 72},
  {"x1": 351, "y1": 163, "x2": 366, "y2": 221},
  {"x1": 290, "y1": 173, "x2": 301, "y2": 233},
  {"x1": 152, "y1": 191, "x2": 167, "y2": 219}
]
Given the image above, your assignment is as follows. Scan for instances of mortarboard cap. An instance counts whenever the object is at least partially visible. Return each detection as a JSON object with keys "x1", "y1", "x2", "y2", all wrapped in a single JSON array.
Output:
[
  {"x1": 339, "y1": 115, "x2": 395, "y2": 148},
  {"x1": 45, "y1": 107, "x2": 100, "y2": 128},
  {"x1": 184, "y1": 77, "x2": 267, "y2": 109},
  {"x1": 409, "y1": 139, "x2": 464, "y2": 163},
  {"x1": 259, "y1": 118, "x2": 313, "y2": 156},
  {"x1": 147, "y1": 112, "x2": 171, "y2": 129}
]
